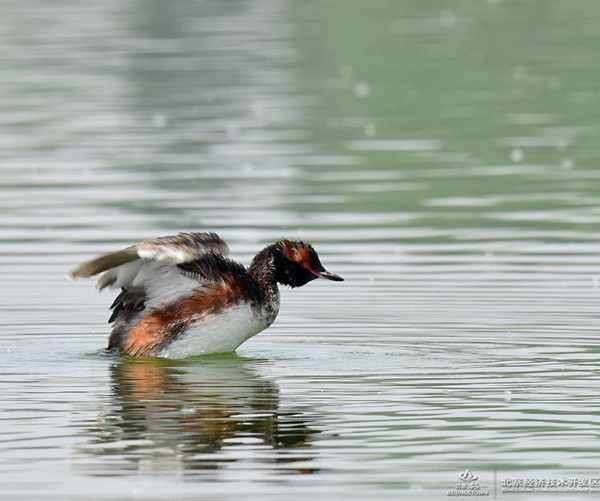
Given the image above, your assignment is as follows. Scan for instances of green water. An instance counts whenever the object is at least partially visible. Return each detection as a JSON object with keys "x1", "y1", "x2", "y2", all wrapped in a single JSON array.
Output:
[{"x1": 1, "y1": 1, "x2": 600, "y2": 499}]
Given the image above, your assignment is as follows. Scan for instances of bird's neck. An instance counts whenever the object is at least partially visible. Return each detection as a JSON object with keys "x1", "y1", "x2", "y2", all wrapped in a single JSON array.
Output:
[{"x1": 248, "y1": 245, "x2": 279, "y2": 294}]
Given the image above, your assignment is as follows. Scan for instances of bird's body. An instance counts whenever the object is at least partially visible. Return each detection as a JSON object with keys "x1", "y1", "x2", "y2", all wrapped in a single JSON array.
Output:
[{"x1": 69, "y1": 232, "x2": 342, "y2": 358}]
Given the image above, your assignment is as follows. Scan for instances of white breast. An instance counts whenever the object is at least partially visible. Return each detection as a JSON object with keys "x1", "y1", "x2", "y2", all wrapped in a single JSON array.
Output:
[{"x1": 157, "y1": 300, "x2": 279, "y2": 359}]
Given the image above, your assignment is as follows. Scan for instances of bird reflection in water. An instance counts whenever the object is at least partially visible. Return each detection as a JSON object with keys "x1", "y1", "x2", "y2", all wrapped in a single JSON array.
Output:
[{"x1": 78, "y1": 356, "x2": 319, "y2": 476}]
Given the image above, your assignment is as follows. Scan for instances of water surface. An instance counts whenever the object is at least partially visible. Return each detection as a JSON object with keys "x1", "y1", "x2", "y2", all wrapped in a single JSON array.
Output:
[{"x1": 1, "y1": 1, "x2": 600, "y2": 499}]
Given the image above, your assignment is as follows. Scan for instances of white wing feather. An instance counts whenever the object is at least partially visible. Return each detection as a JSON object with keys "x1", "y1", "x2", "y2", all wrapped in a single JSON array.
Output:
[{"x1": 68, "y1": 232, "x2": 229, "y2": 296}]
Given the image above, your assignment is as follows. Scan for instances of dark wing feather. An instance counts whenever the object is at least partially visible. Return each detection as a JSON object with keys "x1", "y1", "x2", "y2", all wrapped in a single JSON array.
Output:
[
  {"x1": 108, "y1": 287, "x2": 146, "y2": 323},
  {"x1": 178, "y1": 251, "x2": 252, "y2": 287},
  {"x1": 68, "y1": 248, "x2": 139, "y2": 280}
]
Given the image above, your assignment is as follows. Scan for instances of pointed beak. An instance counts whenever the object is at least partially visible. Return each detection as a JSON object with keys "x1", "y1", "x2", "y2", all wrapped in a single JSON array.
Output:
[{"x1": 315, "y1": 269, "x2": 344, "y2": 282}]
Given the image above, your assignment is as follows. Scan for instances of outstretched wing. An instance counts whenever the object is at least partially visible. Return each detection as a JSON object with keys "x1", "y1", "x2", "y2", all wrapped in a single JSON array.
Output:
[
  {"x1": 68, "y1": 232, "x2": 229, "y2": 290},
  {"x1": 69, "y1": 232, "x2": 247, "y2": 353}
]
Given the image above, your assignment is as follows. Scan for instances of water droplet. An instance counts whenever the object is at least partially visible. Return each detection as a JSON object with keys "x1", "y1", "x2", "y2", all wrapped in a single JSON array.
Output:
[
  {"x1": 355, "y1": 83, "x2": 371, "y2": 98},
  {"x1": 512, "y1": 64, "x2": 527, "y2": 80},
  {"x1": 152, "y1": 113, "x2": 167, "y2": 128},
  {"x1": 547, "y1": 76, "x2": 562, "y2": 91},
  {"x1": 252, "y1": 102, "x2": 264, "y2": 117},
  {"x1": 225, "y1": 123, "x2": 239, "y2": 139},
  {"x1": 364, "y1": 123, "x2": 376, "y2": 137},
  {"x1": 439, "y1": 9, "x2": 456, "y2": 27},
  {"x1": 340, "y1": 65, "x2": 354, "y2": 80},
  {"x1": 180, "y1": 406, "x2": 197, "y2": 415},
  {"x1": 510, "y1": 149, "x2": 523, "y2": 162},
  {"x1": 561, "y1": 158, "x2": 574, "y2": 170},
  {"x1": 504, "y1": 390, "x2": 512, "y2": 402},
  {"x1": 470, "y1": 51, "x2": 485, "y2": 66}
]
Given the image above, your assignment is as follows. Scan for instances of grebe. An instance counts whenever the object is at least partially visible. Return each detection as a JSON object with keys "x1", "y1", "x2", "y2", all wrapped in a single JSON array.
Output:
[{"x1": 69, "y1": 232, "x2": 343, "y2": 358}]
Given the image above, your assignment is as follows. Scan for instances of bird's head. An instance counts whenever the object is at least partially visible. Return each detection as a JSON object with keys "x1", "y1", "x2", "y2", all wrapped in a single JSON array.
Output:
[{"x1": 273, "y1": 239, "x2": 344, "y2": 288}]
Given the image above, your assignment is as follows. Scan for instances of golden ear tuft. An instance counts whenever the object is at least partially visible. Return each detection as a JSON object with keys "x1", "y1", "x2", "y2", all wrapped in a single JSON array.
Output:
[{"x1": 280, "y1": 240, "x2": 312, "y2": 268}]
